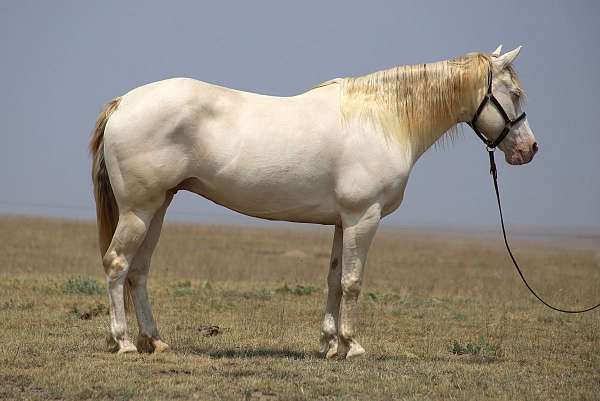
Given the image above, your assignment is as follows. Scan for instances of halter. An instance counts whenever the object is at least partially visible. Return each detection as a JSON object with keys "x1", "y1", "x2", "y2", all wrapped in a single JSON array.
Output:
[
  {"x1": 467, "y1": 68, "x2": 600, "y2": 314},
  {"x1": 467, "y1": 68, "x2": 526, "y2": 149}
]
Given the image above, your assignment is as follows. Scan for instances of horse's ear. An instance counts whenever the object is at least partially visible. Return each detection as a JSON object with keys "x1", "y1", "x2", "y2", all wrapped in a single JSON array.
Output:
[
  {"x1": 494, "y1": 46, "x2": 522, "y2": 69},
  {"x1": 491, "y1": 44, "x2": 503, "y2": 57}
]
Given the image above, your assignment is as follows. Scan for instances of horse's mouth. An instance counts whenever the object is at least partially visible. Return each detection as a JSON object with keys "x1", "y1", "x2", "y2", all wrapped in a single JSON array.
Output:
[
  {"x1": 505, "y1": 152, "x2": 534, "y2": 165},
  {"x1": 505, "y1": 143, "x2": 538, "y2": 165}
]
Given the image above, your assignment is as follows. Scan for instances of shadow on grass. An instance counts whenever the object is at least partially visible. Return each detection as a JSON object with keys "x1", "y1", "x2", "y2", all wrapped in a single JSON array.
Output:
[
  {"x1": 186, "y1": 346, "x2": 426, "y2": 362},
  {"x1": 186, "y1": 346, "x2": 320, "y2": 360}
]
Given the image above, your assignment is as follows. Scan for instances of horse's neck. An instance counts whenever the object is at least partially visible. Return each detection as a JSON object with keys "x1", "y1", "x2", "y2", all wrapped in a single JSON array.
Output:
[
  {"x1": 406, "y1": 71, "x2": 484, "y2": 161},
  {"x1": 340, "y1": 56, "x2": 488, "y2": 163}
]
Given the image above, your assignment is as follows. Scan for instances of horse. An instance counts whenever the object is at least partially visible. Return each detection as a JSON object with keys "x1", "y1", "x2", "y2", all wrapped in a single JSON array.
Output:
[{"x1": 90, "y1": 45, "x2": 537, "y2": 359}]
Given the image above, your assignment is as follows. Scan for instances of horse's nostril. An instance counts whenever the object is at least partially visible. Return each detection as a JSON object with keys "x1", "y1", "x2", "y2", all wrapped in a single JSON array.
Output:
[{"x1": 532, "y1": 142, "x2": 538, "y2": 153}]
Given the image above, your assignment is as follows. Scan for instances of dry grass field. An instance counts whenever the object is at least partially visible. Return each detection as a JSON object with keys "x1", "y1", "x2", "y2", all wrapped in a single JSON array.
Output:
[{"x1": 0, "y1": 216, "x2": 599, "y2": 400}]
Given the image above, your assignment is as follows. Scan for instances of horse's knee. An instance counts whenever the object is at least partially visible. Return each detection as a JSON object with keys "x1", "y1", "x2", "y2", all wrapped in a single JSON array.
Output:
[{"x1": 103, "y1": 252, "x2": 129, "y2": 281}]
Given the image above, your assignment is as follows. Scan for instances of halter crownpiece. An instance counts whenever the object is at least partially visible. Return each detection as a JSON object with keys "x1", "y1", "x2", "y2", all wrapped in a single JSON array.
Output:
[{"x1": 467, "y1": 68, "x2": 526, "y2": 149}]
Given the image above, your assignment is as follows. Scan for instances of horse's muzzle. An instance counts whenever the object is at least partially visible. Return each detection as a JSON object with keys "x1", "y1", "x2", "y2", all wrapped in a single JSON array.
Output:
[{"x1": 506, "y1": 141, "x2": 538, "y2": 165}]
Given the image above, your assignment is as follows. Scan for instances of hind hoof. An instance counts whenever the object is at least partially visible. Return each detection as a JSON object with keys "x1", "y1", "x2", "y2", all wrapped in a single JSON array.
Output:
[
  {"x1": 337, "y1": 339, "x2": 366, "y2": 360},
  {"x1": 345, "y1": 341, "x2": 366, "y2": 359},
  {"x1": 153, "y1": 340, "x2": 170, "y2": 353},
  {"x1": 137, "y1": 335, "x2": 170, "y2": 353}
]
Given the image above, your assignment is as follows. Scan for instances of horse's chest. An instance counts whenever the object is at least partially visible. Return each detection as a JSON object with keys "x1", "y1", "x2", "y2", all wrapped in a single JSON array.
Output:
[{"x1": 380, "y1": 174, "x2": 409, "y2": 217}]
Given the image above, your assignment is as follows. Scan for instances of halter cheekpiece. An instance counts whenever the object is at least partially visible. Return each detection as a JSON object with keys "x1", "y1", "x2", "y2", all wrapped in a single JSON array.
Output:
[{"x1": 467, "y1": 68, "x2": 526, "y2": 149}]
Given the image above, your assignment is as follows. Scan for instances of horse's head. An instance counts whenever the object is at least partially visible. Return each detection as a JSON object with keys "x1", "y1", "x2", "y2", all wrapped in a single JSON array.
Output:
[{"x1": 472, "y1": 45, "x2": 538, "y2": 165}]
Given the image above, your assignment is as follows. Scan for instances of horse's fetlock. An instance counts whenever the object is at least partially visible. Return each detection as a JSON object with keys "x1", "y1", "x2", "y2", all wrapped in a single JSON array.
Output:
[
  {"x1": 321, "y1": 314, "x2": 337, "y2": 336},
  {"x1": 339, "y1": 325, "x2": 354, "y2": 343}
]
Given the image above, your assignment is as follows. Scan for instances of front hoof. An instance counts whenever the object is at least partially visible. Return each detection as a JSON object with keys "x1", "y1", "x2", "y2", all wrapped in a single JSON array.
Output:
[
  {"x1": 107, "y1": 333, "x2": 138, "y2": 354},
  {"x1": 106, "y1": 334, "x2": 119, "y2": 353},
  {"x1": 325, "y1": 339, "x2": 339, "y2": 359},
  {"x1": 319, "y1": 331, "x2": 338, "y2": 359},
  {"x1": 116, "y1": 341, "x2": 138, "y2": 354}
]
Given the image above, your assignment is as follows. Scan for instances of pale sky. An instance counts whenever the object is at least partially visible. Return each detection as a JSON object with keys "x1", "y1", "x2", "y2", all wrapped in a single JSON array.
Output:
[{"x1": 0, "y1": 1, "x2": 598, "y2": 231}]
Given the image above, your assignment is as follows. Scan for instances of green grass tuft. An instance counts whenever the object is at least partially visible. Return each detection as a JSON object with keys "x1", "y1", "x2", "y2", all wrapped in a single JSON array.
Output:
[
  {"x1": 450, "y1": 336, "x2": 503, "y2": 363},
  {"x1": 62, "y1": 276, "x2": 104, "y2": 295},
  {"x1": 241, "y1": 288, "x2": 273, "y2": 301},
  {"x1": 0, "y1": 300, "x2": 34, "y2": 311},
  {"x1": 275, "y1": 284, "x2": 318, "y2": 296}
]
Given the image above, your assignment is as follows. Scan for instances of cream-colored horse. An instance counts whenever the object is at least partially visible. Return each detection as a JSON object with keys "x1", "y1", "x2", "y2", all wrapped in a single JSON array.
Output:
[{"x1": 90, "y1": 45, "x2": 536, "y2": 358}]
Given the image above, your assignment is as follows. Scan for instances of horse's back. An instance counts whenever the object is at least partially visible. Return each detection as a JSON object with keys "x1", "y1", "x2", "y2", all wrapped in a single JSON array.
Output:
[{"x1": 102, "y1": 77, "x2": 345, "y2": 223}]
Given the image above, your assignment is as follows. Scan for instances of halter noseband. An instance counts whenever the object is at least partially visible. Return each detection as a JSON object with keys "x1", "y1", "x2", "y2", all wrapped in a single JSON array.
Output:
[{"x1": 467, "y1": 68, "x2": 526, "y2": 149}]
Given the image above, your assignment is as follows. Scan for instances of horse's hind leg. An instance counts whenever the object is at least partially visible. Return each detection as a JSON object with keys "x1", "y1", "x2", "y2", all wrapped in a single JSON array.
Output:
[
  {"x1": 104, "y1": 202, "x2": 162, "y2": 353},
  {"x1": 128, "y1": 193, "x2": 173, "y2": 353}
]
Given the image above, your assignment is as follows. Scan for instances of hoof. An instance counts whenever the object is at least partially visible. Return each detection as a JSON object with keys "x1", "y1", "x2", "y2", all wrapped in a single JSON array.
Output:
[
  {"x1": 107, "y1": 334, "x2": 138, "y2": 354},
  {"x1": 324, "y1": 339, "x2": 339, "y2": 359},
  {"x1": 106, "y1": 334, "x2": 119, "y2": 353},
  {"x1": 337, "y1": 339, "x2": 365, "y2": 360},
  {"x1": 326, "y1": 346, "x2": 338, "y2": 359},
  {"x1": 320, "y1": 334, "x2": 338, "y2": 359},
  {"x1": 117, "y1": 341, "x2": 138, "y2": 354},
  {"x1": 153, "y1": 339, "x2": 170, "y2": 353},
  {"x1": 137, "y1": 335, "x2": 170, "y2": 353},
  {"x1": 345, "y1": 341, "x2": 366, "y2": 359}
]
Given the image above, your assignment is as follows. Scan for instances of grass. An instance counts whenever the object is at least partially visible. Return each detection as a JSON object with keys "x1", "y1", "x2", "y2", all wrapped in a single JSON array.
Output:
[
  {"x1": 62, "y1": 276, "x2": 104, "y2": 295},
  {"x1": 0, "y1": 216, "x2": 599, "y2": 400},
  {"x1": 449, "y1": 337, "x2": 503, "y2": 363}
]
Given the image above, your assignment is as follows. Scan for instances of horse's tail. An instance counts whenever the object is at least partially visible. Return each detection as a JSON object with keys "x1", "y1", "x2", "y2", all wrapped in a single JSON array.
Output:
[{"x1": 89, "y1": 97, "x2": 133, "y2": 312}]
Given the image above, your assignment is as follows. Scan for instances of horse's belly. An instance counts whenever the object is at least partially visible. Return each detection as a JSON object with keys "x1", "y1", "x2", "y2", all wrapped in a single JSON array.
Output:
[
  {"x1": 182, "y1": 175, "x2": 340, "y2": 224},
  {"x1": 182, "y1": 93, "x2": 343, "y2": 224}
]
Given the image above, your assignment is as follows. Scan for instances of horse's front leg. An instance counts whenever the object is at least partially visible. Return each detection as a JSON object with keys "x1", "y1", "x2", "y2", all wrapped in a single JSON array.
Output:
[
  {"x1": 320, "y1": 225, "x2": 343, "y2": 358},
  {"x1": 337, "y1": 203, "x2": 381, "y2": 359}
]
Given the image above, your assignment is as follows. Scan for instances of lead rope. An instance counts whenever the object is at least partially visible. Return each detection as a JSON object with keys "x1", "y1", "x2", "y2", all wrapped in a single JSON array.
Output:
[{"x1": 487, "y1": 149, "x2": 600, "y2": 313}]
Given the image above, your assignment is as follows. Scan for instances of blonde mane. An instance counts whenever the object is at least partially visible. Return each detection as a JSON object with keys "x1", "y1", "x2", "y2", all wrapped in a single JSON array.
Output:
[{"x1": 339, "y1": 53, "x2": 495, "y2": 153}]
